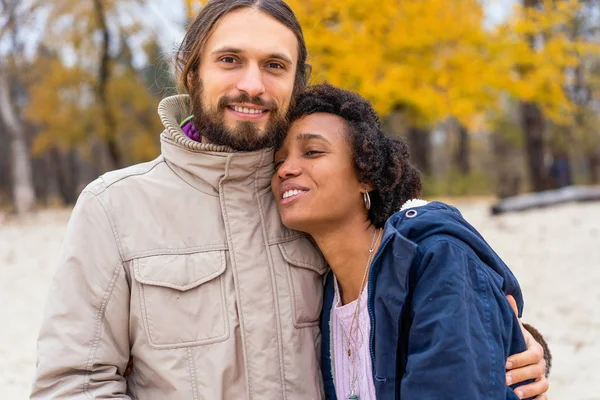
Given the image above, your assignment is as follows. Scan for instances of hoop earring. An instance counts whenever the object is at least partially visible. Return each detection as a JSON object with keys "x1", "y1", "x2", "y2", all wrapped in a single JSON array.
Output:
[{"x1": 363, "y1": 191, "x2": 371, "y2": 211}]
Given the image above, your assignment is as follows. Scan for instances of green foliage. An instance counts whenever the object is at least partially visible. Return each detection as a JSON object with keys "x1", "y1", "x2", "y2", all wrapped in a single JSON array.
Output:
[{"x1": 423, "y1": 169, "x2": 496, "y2": 197}]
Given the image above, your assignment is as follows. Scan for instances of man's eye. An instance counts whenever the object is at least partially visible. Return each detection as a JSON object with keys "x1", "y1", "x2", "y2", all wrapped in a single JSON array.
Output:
[
  {"x1": 220, "y1": 56, "x2": 237, "y2": 64},
  {"x1": 267, "y1": 62, "x2": 285, "y2": 69}
]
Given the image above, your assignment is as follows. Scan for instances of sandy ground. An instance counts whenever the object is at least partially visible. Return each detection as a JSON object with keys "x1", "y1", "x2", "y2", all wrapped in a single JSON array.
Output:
[{"x1": 1, "y1": 201, "x2": 599, "y2": 399}]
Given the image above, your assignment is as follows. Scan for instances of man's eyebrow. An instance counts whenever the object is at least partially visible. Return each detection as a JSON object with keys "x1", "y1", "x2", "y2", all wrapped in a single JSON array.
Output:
[
  {"x1": 210, "y1": 47, "x2": 293, "y2": 65},
  {"x1": 211, "y1": 46, "x2": 243, "y2": 55},
  {"x1": 266, "y1": 53, "x2": 293, "y2": 65},
  {"x1": 296, "y1": 133, "x2": 331, "y2": 144}
]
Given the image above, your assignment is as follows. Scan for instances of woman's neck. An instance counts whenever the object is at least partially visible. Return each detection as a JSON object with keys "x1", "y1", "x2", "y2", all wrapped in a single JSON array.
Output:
[{"x1": 310, "y1": 219, "x2": 381, "y2": 305}]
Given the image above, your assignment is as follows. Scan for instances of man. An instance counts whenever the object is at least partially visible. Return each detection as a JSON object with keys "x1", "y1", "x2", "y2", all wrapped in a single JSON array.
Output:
[{"x1": 32, "y1": 1, "x2": 549, "y2": 398}]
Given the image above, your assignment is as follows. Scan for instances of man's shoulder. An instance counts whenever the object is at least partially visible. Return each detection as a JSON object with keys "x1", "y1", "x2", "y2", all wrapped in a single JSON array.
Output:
[{"x1": 83, "y1": 156, "x2": 165, "y2": 196}]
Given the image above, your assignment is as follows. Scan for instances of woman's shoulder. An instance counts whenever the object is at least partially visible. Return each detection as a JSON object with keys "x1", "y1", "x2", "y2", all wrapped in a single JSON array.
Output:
[
  {"x1": 384, "y1": 200, "x2": 522, "y2": 306},
  {"x1": 385, "y1": 199, "x2": 471, "y2": 240},
  {"x1": 383, "y1": 199, "x2": 495, "y2": 266}
]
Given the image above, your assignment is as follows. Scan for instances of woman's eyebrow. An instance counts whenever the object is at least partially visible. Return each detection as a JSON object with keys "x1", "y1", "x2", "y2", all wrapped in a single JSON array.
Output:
[{"x1": 295, "y1": 133, "x2": 331, "y2": 144}]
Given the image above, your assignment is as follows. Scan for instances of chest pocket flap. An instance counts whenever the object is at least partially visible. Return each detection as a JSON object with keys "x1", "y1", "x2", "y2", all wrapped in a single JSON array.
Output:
[
  {"x1": 279, "y1": 237, "x2": 328, "y2": 275},
  {"x1": 134, "y1": 251, "x2": 226, "y2": 291},
  {"x1": 133, "y1": 251, "x2": 228, "y2": 348}
]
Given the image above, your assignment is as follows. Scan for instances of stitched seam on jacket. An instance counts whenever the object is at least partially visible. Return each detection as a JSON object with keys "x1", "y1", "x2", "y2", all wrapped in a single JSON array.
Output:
[
  {"x1": 123, "y1": 245, "x2": 228, "y2": 261},
  {"x1": 163, "y1": 158, "x2": 220, "y2": 197},
  {"x1": 137, "y1": 261, "x2": 157, "y2": 345},
  {"x1": 476, "y1": 262, "x2": 496, "y2": 399},
  {"x1": 421, "y1": 238, "x2": 497, "y2": 399},
  {"x1": 267, "y1": 233, "x2": 308, "y2": 245},
  {"x1": 80, "y1": 192, "x2": 127, "y2": 396},
  {"x1": 187, "y1": 348, "x2": 199, "y2": 400},
  {"x1": 279, "y1": 244, "x2": 325, "y2": 273},
  {"x1": 82, "y1": 263, "x2": 122, "y2": 397},
  {"x1": 219, "y1": 156, "x2": 252, "y2": 398},
  {"x1": 93, "y1": 159, "x2": 164, "y2": 195},
  {"x1": 255, "y1": 151, "x2": 286, "y2": 398},
  {"x1": 87, "y1": 190, "x2": 125, "y2": 264},
  {"x1": 135, "y1": 253, "x2": 231, "y2": 349}
]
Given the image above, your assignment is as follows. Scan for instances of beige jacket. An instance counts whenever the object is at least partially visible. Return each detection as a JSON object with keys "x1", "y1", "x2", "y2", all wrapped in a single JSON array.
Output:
[{"x1": 31, "y1": 96, "x2": 327, "y2": 399}]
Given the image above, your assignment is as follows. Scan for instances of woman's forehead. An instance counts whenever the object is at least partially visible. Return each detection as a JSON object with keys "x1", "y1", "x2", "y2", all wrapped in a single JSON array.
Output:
[{"x1": 288, "y1": 113, "x2": 346, "y2": 138}]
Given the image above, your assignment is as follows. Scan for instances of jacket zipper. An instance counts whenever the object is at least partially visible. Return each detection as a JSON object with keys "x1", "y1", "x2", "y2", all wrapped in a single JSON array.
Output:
[{"x1": 367, "y1": 234, "x2": 393, "y2": 381}]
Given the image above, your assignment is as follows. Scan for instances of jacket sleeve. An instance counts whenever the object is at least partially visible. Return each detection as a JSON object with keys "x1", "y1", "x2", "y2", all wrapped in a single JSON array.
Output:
[
  {"x1": 31, "y1": 189, "x2": 132, "y2": 399},
  {"x1": 400, "y1": 239, "x2": 527, "y2": 400}
]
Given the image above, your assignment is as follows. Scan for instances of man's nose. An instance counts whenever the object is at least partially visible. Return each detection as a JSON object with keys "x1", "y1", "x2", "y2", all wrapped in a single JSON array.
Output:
[{"x1": 237, "y1": 64, "x2": 266, "y2": 98}]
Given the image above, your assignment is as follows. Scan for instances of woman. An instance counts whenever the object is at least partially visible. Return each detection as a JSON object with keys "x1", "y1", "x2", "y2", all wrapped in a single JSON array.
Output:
[{"x1": 272, "y1": 83, "x2": 550, "y2": 399}]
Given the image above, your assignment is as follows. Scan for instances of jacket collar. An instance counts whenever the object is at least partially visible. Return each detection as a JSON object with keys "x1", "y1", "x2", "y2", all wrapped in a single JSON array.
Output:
[{"x1": 157, "y1": 95, "x2": 275, "y2": 195}]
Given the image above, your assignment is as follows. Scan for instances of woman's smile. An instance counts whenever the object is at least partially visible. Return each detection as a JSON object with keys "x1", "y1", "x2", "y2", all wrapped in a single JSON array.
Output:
[{"x1": 279, "y1": 183, "x2": 310, "y2": 205}]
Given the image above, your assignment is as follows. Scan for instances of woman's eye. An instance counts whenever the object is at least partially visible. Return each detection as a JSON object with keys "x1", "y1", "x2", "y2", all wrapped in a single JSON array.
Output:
[
  {"x1": 274, "y1": 160, "x2": 284, "y2": 169},
  {"x1": 305, "y1": 150, "x2": 323, "y2": 156}
]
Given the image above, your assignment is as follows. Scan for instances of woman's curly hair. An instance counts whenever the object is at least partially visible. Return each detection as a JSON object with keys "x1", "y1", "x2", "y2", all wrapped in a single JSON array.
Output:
[{"x1": 286, "y1": 83, "x2": 423, "y2": 228}]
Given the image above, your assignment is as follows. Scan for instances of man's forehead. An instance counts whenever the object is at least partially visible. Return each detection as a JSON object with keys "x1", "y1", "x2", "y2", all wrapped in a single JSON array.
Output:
[{"x1": 204, "y1": 8, "x2": 298, "y2": 62}]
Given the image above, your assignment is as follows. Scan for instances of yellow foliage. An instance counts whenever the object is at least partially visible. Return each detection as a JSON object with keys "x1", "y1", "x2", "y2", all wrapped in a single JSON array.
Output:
[
  {"x1": 25, "y1": 57, "x2": 95, "y2": 154},
  {"x1": 26, "y1": 53, "x2": 162, "y2": 163},
  {"x1": 24, "y1": 0, "x2": 164, "y2": 164},
  {"x1": 184, "y1": 0, "x2": 206, "y2": 21},
  {"x1": 187, "y1": 0, "x2": 595, "y2": 131}
]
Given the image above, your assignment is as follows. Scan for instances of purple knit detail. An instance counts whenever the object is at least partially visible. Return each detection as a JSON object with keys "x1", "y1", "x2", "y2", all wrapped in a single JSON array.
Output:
[{"x1": 181, "y1": 120, "x2": 201, "y2": 142}]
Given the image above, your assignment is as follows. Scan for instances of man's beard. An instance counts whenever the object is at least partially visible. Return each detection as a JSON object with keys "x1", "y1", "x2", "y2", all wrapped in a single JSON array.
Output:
[{"x1": 190, "y1": 84, "x2": 289, "y2": 152}]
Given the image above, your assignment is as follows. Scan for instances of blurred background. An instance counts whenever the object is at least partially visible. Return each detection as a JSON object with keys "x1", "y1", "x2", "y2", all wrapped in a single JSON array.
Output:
[{"x1": 1, "y1": 0, "x2": 599, "y2": 398}]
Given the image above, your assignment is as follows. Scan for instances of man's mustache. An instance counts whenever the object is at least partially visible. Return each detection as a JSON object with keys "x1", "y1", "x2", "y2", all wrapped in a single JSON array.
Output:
[{"x1": 218, "y1": 93, "x2": 277, "y2": 111}]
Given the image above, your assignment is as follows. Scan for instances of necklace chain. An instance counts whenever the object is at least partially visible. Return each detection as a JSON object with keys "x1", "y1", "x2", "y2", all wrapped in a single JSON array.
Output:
[{"x1": 339, "y1": 227, "x2": 382, "y2": 399}]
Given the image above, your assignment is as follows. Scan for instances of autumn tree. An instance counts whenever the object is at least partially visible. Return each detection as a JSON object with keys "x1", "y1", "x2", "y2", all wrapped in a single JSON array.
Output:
[
  {"x1": 559, "y1": 0, "x2": 600, "y2": 184},
  {"x1": 152, "y1": 0, "x2": 599, "y2": 195},
  {"x1": 23, "y1": 0, "x2": 165, "y2": 202},
  {"x1": 0, "y1": 0, "x2": 38, "y2": 214},
  {"x1": 287, "y1": 0, "x2": 585, "y2": 189}
]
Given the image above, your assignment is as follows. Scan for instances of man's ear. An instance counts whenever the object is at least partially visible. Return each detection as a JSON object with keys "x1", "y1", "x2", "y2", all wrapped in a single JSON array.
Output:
[{"x1": 186, "y1": 69, "x2": 199, "y2": 93}]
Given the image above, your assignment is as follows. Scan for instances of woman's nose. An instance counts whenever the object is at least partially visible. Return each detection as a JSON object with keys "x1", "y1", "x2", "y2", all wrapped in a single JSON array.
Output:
[{"x1": 277, "y1": 159, "x2": 301, "y2": 179}]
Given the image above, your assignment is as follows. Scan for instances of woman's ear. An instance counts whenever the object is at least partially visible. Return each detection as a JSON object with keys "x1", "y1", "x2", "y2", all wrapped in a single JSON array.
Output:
[{"x1": 362, "y1": 184, "x2": 374, "y2": 193}]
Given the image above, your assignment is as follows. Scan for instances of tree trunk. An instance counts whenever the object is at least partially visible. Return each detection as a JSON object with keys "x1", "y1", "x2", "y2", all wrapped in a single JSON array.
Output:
[
  {"x1": 520, "y1": 0, "x2": 550, "y2": 192},
  {"x1": 92, "y1": 0, "x2": 122, "y2": 170},
  {"x1": 50, "y1": 148, "x2": 79, "y2": 205},
  {"x1": 587, "y1": 150, "x2": 600, "y2": 184},
  {"x1": 520, "y1": 101, "x2": 548, "y2": 192},
  {"x1": 492, "y1": 131, "x2": 522, "y2": 199},
  {"x1": 407, "y1": 126, "x2": 432, "y2": 175},
  {"x1": 454, "y1": 122, "x2": 470, "y2": 175},
  {"x1": 0, "y1": 113, "x2": 11, "y2": 203},
  {"x1": 0, "y1": 65, "x2": 36, "y2": 214}
]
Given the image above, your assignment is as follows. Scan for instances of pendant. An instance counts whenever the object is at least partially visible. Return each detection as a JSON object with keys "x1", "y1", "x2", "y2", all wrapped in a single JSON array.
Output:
[
  {"x1": 347, "y1": 349, "x2": 352, "y2": 357},
  {"x1": 347, "y1": 394, "x2": 359, "y2": 400}
]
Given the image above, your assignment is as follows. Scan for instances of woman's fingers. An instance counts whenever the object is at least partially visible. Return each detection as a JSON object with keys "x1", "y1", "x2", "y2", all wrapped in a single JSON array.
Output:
[
  {"x1": 507, "y1": 357, "x2": 546, "y2": 385},
  {"x1": 512, "y1": 376, "x2": 550, "y2": 399},
  {"x1": 507, "y1": 327, "x2": 544, "y2": 369},
  {"x1": 504, "y1": 295, "x2": 550, "y2": 399}
]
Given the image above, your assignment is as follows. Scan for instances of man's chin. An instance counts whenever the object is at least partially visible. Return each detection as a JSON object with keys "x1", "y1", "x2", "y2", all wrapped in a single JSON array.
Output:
[{"x1": 225, "y1": 121, "x2": 267, "y2": 134}]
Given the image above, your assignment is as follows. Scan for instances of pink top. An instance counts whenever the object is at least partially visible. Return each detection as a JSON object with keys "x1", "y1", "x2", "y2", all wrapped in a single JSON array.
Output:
[{"x1": 332, "y1": 279, "x2": 377, "y2": 400}]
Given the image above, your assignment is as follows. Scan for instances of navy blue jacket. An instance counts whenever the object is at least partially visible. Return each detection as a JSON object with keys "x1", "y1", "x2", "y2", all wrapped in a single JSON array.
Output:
[{"x1": 321, "y1": 202, "x2": 530, "y2": 399}]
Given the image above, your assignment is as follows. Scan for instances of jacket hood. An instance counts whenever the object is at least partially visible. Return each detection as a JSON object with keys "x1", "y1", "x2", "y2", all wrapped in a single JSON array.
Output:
[{"x1": 383, "y1": 201, "x2": 525, "y2": 316}]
